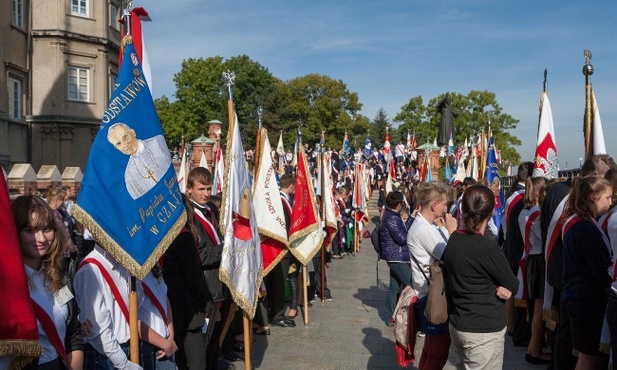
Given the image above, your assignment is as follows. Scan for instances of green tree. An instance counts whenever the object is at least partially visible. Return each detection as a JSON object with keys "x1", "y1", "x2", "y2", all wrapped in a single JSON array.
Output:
[
  {"x1": 393, "y1": 90, "x2": 521, "y2": 165},
  {"x1": 370, "y1": 107, "x2": 391, "y2": 149},
  {"x1": 155, "y1": 55, "x2": 278, "y2": 149},
  {"x1": 285, "y1": 73, "x2": 366, "y2": 150},
  {"x1": 393, "y1": 96, "x2": 428, "y2": 144}
]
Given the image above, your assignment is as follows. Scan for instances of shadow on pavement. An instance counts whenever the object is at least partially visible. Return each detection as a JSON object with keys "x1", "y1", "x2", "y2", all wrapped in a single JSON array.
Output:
[{"x1": 362, "y1": 327, "x2": 399, "y2": 369}]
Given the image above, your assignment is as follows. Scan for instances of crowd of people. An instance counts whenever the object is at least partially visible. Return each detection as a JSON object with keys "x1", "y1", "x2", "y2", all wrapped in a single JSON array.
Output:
[
  {"x1": 10, "y1": 142, "x2": 617, "y2": 370},
  {"x1": 378, "y1": 153, "x2": 617, "y2": 370},
  {"x1": 8, "y1": 146, "x2": 378, "y2": 370}
]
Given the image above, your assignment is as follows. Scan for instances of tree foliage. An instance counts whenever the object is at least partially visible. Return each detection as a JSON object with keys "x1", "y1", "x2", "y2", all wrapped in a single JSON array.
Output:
[
  {"x1": 155, "y1": 56, "x2": 521, "y2": 163},
  {"x1": 393, "y1": 90, "x2": 521, "y2": 165},
  {"x1": 369, "y1": 107, "x2": 391, "y2": 149}
]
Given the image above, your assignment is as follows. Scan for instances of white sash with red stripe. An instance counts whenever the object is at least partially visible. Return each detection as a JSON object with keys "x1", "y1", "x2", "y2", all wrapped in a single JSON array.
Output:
[
  {"x1": 194, "y1": 207, "x2": 221, "y2": 245},
  {"x1": 501, "y1": 189, "x2": 524, "y2": 236},
  {"x1": 514, "y1": 207, "x2": 541, "y2": 301},
  {"x1": 545, "y1": 195, "x2": 569, "y2": 263},
  {"x1": 542, "y1": 195, "x2": 569, "y2": 311}
]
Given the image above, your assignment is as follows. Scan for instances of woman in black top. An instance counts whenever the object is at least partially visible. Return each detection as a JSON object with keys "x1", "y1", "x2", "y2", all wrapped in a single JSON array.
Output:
[
  {"x1": 443, "y1": 185, "x2": 518, "y2": 369},
  {"x1": 562, "y1": 175, "x2": 612, "y2": 370}
]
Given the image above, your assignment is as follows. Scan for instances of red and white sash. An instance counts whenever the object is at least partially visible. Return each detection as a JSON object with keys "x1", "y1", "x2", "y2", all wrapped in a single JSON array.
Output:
[
  {"x1": 501, "y1": 189, "x2": 524, "y2": 236},
  {"x1": 194, "y1": 208, "x2": 221, "y2": 245},
  {"x1": 31, "y1": 299, "x2": 67, "y2": 366},
  {"x1": 141, "y1": 281, "x2": 168, "y2": 325},
  {"x1": 514, "y1": 208, "x2": 540, "y2": 301},
  {"x1": 545, "y1": 194, "x2": 569, "y2": 264},
  {"x1": 280, "y1": 193, "x2": 293, "y2": 219},
  {"x1": 79, "y1": 258, "x2": 130, "y2": 324}
]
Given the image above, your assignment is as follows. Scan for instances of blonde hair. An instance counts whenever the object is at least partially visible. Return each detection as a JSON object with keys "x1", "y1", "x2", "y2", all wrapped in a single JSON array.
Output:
[
  {"x1": 415, "y1": 181, "x2": 449, "y2": 208},
  {"x1": 45, "y1": 186, "x2": 67, "y2": 203},
  {"x1": 524, "y1": 177, "x2": 547, "y2": 209}
]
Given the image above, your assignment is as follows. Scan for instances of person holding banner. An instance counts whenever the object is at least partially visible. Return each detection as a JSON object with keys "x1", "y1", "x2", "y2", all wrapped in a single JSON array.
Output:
[
  {"x1": 162, "y1": 194, "x2": 211, "y2": 370},
  {"x1": 74, "y1": 234, "x2": 143, "y2": 370},
  {"x1": 185, "y1": 167, "x2": 227, "y2": 369},
  {"x1": 12, "y1": 195, "x2": 84, "y2": 370},
  {"x1": 139, "y1": 267, "x2": 178, "y2": 369}
]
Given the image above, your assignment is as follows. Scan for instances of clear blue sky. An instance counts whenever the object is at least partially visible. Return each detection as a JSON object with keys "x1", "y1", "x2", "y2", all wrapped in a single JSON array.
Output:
[{"x1": 141, "y1": 0, "x2": 617, "y2": 170}]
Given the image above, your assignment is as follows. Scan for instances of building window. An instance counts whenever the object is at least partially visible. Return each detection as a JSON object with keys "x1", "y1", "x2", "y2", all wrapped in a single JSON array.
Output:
[
  {"x1": 8, "y1": 78, "x2": 23, "y2": 120},
  {"x1": 110, "y1": 73, "x2": 118, "y2": 96},
  {"x1": 68, "y1": 66, "x2": 89, "y2": 101},
  {"x1": 71, "y1": 0, "x2": 88, "y2": 17},
  {"x1": 13, "y1": 0, "x2": 25, "y2": 28},
  {"x1": 110, "y1": 4, "x2": 120, "y2": 30}
]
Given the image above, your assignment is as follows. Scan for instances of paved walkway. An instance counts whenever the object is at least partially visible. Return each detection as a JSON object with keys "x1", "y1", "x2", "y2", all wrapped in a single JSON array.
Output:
[{"x1": 243, "y1": 194, "x2": 541, "y2": 369}]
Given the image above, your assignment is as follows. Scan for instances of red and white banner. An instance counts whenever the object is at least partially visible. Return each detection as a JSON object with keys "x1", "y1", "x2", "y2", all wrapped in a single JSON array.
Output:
[
  {"x1": 252, "y1": 128, "x2": 288, "y2": 275},
  {"x1": 288, "y1": 147, "x2": 323, "y2": 265},
  {"x1": 533, "y1": 92, "x2": 558, "y2": 179},
  {"x1": 119, "y1": 7, "x2": 152, "y2": 92},
  {"x1": 219, "y1": 113, "x2": 263, "y2": 319}
]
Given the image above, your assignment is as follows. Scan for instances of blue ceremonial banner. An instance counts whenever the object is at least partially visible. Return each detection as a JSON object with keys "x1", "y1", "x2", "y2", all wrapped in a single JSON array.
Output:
[
  {"x1": 363, "y1": 135, "x2": 372, "y2": 159},
  {"x1": 484, "y1": 134, "x2": 502, "y2": 229},
  {"x1": 74, "y1": 43, "x2": 186, "y2": 279}
]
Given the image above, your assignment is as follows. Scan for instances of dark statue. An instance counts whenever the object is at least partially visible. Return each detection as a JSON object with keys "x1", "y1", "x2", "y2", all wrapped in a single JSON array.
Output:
[{"x1": 437, "y1": 92, "x2": 458, "y2": 146}]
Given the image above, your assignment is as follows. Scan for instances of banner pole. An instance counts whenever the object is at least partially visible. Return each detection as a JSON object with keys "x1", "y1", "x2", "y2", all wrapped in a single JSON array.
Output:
[
  {"x1": 243, "y1": 312, "x2": 252, "y2": 370},
  {"x1": 302, "y1": 265, "x2": 309, "y2": 326},
  {"x1": 129, "y1": 276, "x2": 139, "y2": 363}
]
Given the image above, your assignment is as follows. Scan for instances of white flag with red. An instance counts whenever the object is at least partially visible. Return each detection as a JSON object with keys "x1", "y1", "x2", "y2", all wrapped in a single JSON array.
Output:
[
  {"x1": 253, "y1": 128, "x2": 288, "y2": 275},
  {"x1": 532, "y1": 92, "x2": 558, "y2": 179},
  {"x1": 219, "y1": 113, "x2": 263, "y2": 319}
]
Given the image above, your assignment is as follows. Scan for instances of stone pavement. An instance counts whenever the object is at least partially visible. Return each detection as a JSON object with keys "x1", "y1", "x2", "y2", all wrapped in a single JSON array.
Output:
[{"x1": 239, "y1": 194, "x2": 542, "y2": 370}]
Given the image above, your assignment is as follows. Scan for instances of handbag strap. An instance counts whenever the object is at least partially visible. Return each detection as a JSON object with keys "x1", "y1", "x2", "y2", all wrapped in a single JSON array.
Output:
[{"x1": 410, "y1": 253, "x2": 430, "y2": 285}]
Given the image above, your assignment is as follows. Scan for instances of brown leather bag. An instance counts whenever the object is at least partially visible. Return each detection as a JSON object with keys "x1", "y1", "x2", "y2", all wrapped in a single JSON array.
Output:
[{"x1": 424, "y1": 262, "x2": 448, "y2": 324}]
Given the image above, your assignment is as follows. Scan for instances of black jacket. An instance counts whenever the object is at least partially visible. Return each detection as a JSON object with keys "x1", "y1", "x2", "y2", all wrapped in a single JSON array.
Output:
[{"x1": 163, "y1": 231, "x2": 210, "y2": 333}]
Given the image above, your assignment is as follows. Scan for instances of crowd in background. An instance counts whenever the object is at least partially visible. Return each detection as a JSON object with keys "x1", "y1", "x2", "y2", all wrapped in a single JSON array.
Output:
[{"x1": 378, "y1": 153, "x2": 617, "y2": 370}]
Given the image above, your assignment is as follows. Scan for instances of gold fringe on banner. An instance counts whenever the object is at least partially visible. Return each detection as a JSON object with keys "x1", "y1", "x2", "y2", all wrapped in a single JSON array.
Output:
[
  {"x1": 0, "y1": 339, "x2": 42, "y2": 370},
  {"x1": 219, "y1": 268, "x2": 263, "y2": 320},
  {"x1": 74, "y1": 205, "x2": 186, "y2": 280}
]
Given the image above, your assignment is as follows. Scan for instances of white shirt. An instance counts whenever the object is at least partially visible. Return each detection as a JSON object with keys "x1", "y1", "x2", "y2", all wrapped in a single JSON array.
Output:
[
  {"x1": 139, "y1": 272, "x2": 169, "y2": 339},
  {"x1": 25, "y1": 264, "x2": 68, "y2": 365},
  {"x1": 518, "y1": 206, "x2": 542, "y2": 255},
  {"x1": 407, "y1": 213, "x2": 450, "y2": 298},
  {"x1": 74, "y1": 245, "x2": 143, "y2": 370}
]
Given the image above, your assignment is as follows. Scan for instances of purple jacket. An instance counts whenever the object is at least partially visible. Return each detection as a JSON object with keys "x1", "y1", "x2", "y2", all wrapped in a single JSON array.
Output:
[{"x1": 379, "y1": 207, "x2": 413, "y2": 262}]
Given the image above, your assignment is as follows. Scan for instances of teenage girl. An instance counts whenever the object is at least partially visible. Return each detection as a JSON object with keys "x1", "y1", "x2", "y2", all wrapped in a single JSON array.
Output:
[{"x1": 562, "y1": 175, "x2": 612, "y2": 370}]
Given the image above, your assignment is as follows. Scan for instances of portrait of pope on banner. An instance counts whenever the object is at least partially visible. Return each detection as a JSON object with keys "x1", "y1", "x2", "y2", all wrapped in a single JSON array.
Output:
[{"x1": 107, "y1": 122, "x2": 171, "y2": 199}]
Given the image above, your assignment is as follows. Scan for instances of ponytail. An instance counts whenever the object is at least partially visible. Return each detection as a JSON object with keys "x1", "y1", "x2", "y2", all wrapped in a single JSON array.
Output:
[{"x1": 565, "y1": 176, "x2": 611, "y2": 221}]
